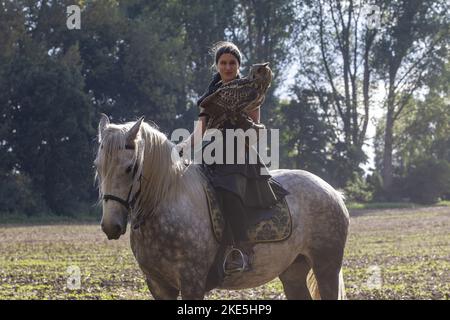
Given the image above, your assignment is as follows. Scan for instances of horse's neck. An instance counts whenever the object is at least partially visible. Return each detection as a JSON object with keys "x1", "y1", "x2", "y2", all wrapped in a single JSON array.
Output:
[{"x1": 144, "y1": 164, "x2": 204, "y2": 231}]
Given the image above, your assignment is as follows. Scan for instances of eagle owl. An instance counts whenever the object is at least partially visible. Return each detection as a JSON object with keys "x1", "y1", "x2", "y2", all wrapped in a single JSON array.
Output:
[{"x1": 199, "y1": 62, "x2": 273, "y2": 130}]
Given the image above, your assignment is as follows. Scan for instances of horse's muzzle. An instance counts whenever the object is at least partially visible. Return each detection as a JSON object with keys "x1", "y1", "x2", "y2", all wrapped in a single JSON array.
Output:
[{"x1": 101, "y1": 219, "x2": 126, "y2": 240}]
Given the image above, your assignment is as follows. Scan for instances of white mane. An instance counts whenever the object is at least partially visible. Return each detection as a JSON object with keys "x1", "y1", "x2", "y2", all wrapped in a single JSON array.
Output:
[{"x1": 95, "y1": 120, "x2": 204, "y2": 225}]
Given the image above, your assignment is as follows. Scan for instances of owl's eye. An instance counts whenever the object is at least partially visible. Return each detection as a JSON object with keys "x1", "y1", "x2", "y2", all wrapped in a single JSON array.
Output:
[{"x1": 126, "y1": 165, "x2": 132, "y2": 174}]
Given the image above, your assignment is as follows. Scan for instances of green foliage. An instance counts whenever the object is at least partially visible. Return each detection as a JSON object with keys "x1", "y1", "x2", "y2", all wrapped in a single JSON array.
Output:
[
  {"x1": 365, "y1": 171, "x2": 385, "y2": 202},
  {"x1": 275, "y1": 88, "x2": 367, "y2": 187},
  {"x1": 373, "y1": 61, "x2": 450, "y2": 203},
  {"x1": 0, "y1": 172, "x2": 48, "y2": 216},
  {"x1": 275, "y1": 89, "x2": 341, "y2": 185},
  {"x1": 0, "y1": 0, "x2": 448, "y2": 217},
  {"x1": 344, "y1": 173, "x2": 373, "y2": 203},
  {"x1": 346, "y1": 201, "x2": 420, "y2": 210},
  {"x1": 5, "y1": 49, "x2": 95, "y2": 215},
  {"x1": 403, "y1": 158, "x2": 450, "y2": 204}
]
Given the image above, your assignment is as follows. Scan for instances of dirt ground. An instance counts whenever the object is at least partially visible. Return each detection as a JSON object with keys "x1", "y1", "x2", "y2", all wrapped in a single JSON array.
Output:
[{"x1": 0, "y1": 206, "x2": 448, "y2": 299}]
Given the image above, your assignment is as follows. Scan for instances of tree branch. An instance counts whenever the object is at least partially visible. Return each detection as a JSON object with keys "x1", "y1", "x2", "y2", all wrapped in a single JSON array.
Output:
[{"x1": 319, "y1": 1, "x2": 345, "y2": 124}]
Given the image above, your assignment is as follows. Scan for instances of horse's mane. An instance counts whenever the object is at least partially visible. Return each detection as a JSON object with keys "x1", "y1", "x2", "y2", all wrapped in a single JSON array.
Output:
[{"x1": 95, "y1": 120, "x2": 204, "y2": 225}]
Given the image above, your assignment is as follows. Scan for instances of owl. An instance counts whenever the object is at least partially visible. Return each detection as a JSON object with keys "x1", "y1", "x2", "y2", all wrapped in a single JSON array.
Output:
[{"x1": 199, "y1": 62, "x2": 273, "y2": 129}]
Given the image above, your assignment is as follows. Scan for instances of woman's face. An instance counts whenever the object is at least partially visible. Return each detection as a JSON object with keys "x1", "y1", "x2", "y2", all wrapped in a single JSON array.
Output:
[{"x1": 217, "y1": 53, "x2": 239, "y2": 83}]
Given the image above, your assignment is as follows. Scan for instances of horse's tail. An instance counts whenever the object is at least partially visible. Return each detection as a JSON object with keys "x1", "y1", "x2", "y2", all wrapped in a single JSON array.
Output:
[
  {"x1": 306, "y1": 269, "x2": 347, "y2": 300},
  {"x1": 306, "y1": 269, "x2": 321, "y2": 300},
  {"x1": 338, "y1": 269, "x2": 347, "y2": 300}
]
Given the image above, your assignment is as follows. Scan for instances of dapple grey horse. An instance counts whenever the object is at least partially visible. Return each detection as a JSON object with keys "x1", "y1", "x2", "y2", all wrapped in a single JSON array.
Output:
[{"x1": 94, "y1": 114, "x2": 349, "y2": 299}]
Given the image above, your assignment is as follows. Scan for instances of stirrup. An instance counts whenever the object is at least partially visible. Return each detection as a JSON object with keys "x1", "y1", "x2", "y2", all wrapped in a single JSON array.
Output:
[{"x1": 223, "y1": 247, "x2": 249, "y2": 275}]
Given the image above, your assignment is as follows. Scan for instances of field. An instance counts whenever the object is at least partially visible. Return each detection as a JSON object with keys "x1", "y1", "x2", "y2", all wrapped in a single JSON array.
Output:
[{"x1": 0, "y1": 206, "x2": 448, "y2": 300}]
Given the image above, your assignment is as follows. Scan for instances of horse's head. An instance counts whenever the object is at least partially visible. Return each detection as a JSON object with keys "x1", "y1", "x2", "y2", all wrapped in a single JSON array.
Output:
[{"x1": 95, "y1": 114, "x2": 144, "y2": 240}]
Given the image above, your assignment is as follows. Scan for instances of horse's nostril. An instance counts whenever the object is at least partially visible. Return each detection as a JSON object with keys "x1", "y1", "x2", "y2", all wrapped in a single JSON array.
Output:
[{"x1": 101, "y1": 221, "x2": 122, "y2": 239}]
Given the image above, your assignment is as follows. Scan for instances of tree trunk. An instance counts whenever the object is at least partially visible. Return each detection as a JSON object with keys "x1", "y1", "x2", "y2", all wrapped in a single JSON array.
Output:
[{"x1": 382, "y1": 90, "x2": 396, "y2": 197}]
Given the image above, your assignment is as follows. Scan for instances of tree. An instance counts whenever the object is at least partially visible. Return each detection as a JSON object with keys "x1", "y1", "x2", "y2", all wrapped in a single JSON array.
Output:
[
  {"x1": 275, "y1": 88, "x2": 344, "y2": 185},
  {"x1": 374, "y1": 0, "x2": 449, "y2": 196},
  {"x1": 178, "y1": 0, "x2": 238, "y2": 128},
  {"x1": 373, "y1": 61, "x2": 450, "y2": 202},
  {"x1": 292, "y1": 0, "x2": 380, "y2": 184},
  {"x1": 0, "y1": 1, "x2": 96, "y2": 215},
  {"x1": 229, "y1": 0, "x2": 299, "y2": 124}
]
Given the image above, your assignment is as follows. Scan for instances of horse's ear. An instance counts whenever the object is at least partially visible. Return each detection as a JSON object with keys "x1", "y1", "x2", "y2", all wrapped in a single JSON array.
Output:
[
  {"x1": 98, "y1": 113, "x2": 110, "y2": 142},
  {"x1": 126, "y1": 116, "x2": 144, "y2": 146}
]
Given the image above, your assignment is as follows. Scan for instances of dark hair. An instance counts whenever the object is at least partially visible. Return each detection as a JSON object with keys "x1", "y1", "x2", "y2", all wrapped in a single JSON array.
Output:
[{"x1": 211, "y1": 41, "x2": 242, "y2": 66}]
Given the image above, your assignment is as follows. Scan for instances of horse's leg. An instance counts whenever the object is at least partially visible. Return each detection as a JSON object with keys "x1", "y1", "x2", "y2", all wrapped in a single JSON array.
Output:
[
  {"x1": 310, "y1": 254, "x2": 343, "y2": 300},
  {"x1": 180, "y1": 271, "x2": 207, "y2": 300},
  {"x1": 146, "y1": 276, "x2": 179, "y2": 300},
  {"x1": 279, "y1": 255, "x2": 312, "y2": 300},
  {"x1": 180, "y1": 283, "x2": 206, "y2": 300}
]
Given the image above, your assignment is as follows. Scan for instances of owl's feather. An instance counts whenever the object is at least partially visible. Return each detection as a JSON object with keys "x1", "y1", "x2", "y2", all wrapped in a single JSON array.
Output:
[{"x1": 199, "y1": 63, "x2": 272, "y2": 129}]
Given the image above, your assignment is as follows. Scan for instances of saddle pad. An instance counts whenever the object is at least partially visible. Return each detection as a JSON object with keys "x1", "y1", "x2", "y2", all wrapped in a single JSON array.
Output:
[{"x1": 203, "y1": 182, "x2": 292, "y2": 244}]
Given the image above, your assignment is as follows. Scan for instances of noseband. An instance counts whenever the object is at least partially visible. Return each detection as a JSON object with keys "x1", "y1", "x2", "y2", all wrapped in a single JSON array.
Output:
[{"x1": 103, "y1": 179, "x2": 140, "y2": 210}]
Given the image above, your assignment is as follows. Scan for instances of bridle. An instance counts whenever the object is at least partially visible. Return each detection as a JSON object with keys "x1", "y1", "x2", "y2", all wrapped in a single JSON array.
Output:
[
  {"x1": 102, "y1": 144, "x2": 142, "y2": 212},
  {"x1": 103, "y1": 176, "x2": 141, "y2": 211}
]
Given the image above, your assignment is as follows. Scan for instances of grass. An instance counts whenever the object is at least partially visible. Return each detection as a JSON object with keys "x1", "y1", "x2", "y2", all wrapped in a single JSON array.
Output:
[
  {"x1": 0, "y1": 206, "x2": 448, "y2": 299},
  {"x1": 347, "y1": 200, "x2": 450, "y2": 210},
  {"x1": 437, "y1": 200, "x2": 450, "y2": 207},
  {"x1": 0, "y1": 212, "x2": 100, "y2": 225},
  {"x1": 347, "y1": 202, "x2": 422, "y2": 210}
]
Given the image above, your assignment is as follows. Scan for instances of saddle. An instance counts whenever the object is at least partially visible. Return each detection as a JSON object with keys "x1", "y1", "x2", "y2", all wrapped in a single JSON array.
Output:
[{"x1": 201, "y1": 170, "x2": 292, "y2": 245}]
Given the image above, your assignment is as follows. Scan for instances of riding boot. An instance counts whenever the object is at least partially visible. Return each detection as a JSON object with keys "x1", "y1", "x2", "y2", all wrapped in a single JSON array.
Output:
[{"x1": 218, "y1": 189, "x2": 251, "y2": 274}]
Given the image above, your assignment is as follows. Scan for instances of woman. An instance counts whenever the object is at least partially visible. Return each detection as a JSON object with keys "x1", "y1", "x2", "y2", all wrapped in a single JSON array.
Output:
[{"x1": 180, "y1": 41, "x2": 288, "y2": 273}]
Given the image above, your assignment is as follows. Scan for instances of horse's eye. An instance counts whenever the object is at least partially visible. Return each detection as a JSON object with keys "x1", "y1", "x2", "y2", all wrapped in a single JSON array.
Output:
[{"x1": 126, "y1": 165, "x2": 132, "y2": 174}]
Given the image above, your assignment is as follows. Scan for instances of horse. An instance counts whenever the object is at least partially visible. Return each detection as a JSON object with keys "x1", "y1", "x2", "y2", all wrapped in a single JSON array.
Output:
[{"x1": 94, "y1": 114, "x2": 350, "y2": 300}]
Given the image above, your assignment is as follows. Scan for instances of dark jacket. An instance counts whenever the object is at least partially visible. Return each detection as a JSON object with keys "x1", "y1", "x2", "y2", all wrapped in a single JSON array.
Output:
[
  {"x1": 197, "y1": 72, "x2": 223, "y2": 110},
  {"x1": 197, "y1": 73, "x2": 288, "y2": 210}
]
